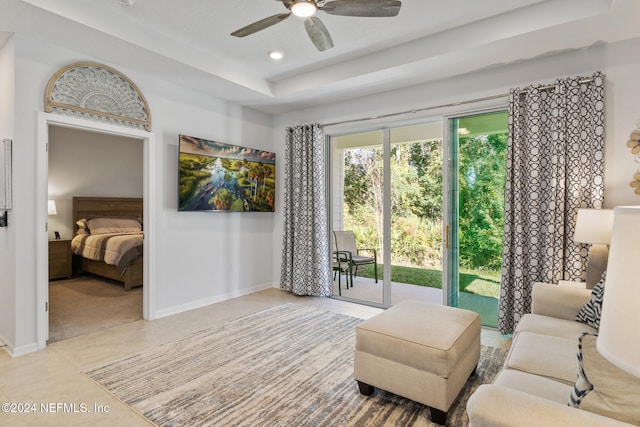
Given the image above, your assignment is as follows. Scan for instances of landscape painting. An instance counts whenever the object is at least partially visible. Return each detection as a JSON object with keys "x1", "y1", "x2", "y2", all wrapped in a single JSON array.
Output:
[{"x1": 178, "y1": 134, "x2": 276, "y2": 212}]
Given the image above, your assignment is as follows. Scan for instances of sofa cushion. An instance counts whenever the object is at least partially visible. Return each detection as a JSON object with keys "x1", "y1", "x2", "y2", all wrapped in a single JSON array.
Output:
[
  {"x1": 531, "y1": 282, "x2": 592, "y2": 320},
  {"x1": 494, "y1": 369, "x2": 573, "y2": 404},
  {"x1": 505, "y1": 332, "x2": 578, "y2": 384},
  {"x1": 569, "y1": 333, "x2": 640, "y2": 425},
  {"x1": 467, "y1": 384, "x2": 636, "y2": 427},
  {"x1": 576, "y1": 272, "x2": 605, "y2": 329},
  {"x1": 515, "y1": 313, "x2": 597, "y2": 341}
]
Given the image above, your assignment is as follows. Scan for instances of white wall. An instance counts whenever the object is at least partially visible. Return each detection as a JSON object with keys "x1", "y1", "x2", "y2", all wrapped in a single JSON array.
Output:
[
  {"x1": 5, "y1": 34, "x2": 275, "y2": 354},
  {"x1": 271, "y1": 36, "x2": 640, "y2": 286},
  {"x1": 0, "y1": 36, "x2": 16, "y2": 349},
  {"x1": 48, "y1": 126, "x2": 144, "y2": 240},
  {"x1": 148, "y1": 93, "x2": 275, "y2": 317}
]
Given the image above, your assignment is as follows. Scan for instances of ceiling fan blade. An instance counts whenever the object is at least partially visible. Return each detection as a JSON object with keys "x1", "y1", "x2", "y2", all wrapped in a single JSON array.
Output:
[
  {"x1": 304, "y1": 16, "x2": 334, "y2": 51},
  {"x1": 320, "y1": 0, "x2": 401, "y2": 17},
  {"x1": 230, "y1": 13, "x2": 291, "y2": 37}
]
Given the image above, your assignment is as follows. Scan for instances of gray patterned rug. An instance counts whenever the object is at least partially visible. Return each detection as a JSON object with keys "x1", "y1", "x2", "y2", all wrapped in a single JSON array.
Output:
[{"x1": 87, "y1": 303, "x2": 507, "y2": 426}]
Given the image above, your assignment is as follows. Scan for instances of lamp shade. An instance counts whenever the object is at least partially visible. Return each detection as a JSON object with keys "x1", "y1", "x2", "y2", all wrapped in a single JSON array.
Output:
[
  {"x1": 47, "y1": 200, "x2": 57, "y2": 215},
  {"x1": 597, "y1": 206, "x2": 640, "y2": 377},
  {"x1": 574, "y1": 208, "x2": 614, "y2": 244}
]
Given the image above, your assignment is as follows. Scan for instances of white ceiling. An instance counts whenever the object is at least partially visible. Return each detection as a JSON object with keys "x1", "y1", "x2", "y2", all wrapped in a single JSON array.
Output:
[{"x1": 2, "y1": 0, "x2": 640, "y2": 115}]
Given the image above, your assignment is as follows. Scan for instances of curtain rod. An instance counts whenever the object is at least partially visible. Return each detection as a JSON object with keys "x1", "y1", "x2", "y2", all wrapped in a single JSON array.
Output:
[
  {"x1": 320, "y1": 76, "x2": 595, "y2": 128},
  {"x1": 517, "y1": 77, "x2": 595, "y2": 93},
  {"x1": 320, "y1": 93, "x2": 507, "y2": 128}
]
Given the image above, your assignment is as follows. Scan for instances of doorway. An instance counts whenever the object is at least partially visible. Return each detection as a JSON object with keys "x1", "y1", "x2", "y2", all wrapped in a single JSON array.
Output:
[
  {"x1": 36, "y1": 113, "x2": 155, "y2": 349},
  {"x1": 47, "y1": 125, "x2": 144, "y2": 342}
]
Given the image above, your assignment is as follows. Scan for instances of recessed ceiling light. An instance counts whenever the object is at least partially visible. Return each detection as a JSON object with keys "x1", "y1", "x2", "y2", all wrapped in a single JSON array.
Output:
[
  {"x1": 291, "y1": 0, "x2": 317, "y2": 18},
  {"x1": 269, "y1": 51, "x2": 285, "y2": 61},
  {"x1": 119, "y1": 0, "x2": 135, "y2": 6}
]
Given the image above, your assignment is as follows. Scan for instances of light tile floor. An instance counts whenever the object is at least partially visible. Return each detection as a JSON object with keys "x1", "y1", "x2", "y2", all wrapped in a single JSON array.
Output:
[{"x1": 0, "y1": 288, "x2": 510, "y2": 426}]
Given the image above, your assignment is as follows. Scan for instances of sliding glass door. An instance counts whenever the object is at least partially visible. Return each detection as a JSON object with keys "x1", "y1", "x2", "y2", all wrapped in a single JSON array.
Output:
[
  {"x1": 330, "y1": 111, "x2": 506, "y2": 327},
  {"x1": 331, "y1": 129, "x2": 385, "y2": 304},
  {"x1": 445, "y1": 111, "x2": 507, "y2": 327},
  {"x1": 330, "y1": 123, "x2": 443, "y2": 307},
  {"x1": 388, "y1": 124, "x2": 444, "y2": 305}
]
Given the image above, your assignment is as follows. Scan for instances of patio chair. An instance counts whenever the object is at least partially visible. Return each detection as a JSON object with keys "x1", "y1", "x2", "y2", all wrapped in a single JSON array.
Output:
[
  {"x1": 333, "y1": 230, "x2": 378, "y2": 283},
  {"x1": 333, "y1": 250, "x2": 353, "y2": 296}
]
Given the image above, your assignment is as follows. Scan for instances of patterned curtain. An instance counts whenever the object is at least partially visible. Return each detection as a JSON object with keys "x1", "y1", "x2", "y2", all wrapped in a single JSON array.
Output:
[
  {"x1": 280, "y1": 123, "x2": 332, "y2": 296},
  {"x1": 499, "y1": 72, "x2": 605, "y2": 334}
]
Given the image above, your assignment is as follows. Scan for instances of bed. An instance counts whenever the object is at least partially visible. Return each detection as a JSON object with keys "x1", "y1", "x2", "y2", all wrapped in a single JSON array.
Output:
[{"x1": 71, "y1": 197, "x2": 143, "y2": 291}]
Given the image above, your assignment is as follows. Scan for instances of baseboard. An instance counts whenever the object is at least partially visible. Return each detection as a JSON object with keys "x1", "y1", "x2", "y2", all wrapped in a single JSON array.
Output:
[
  {"x1": 152, "y1": 282, "x2": 275, "y2": 319},
  {"x1": 0, "y1": 332, "x2": 38, "y2": 357}
]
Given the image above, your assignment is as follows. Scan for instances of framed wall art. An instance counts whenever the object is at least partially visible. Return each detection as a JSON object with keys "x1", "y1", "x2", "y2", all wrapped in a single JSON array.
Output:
[{"x1": 178, "y1": 134, "x2": 276, "y2": 212}]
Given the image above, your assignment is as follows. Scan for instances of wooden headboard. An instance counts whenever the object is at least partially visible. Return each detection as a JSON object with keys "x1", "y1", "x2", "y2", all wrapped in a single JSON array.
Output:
[{"x1": 72, "y1": 197, "x2": 143, "y2": 231}]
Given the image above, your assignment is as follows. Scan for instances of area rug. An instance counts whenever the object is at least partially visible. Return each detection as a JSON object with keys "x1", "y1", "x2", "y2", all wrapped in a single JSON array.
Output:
[{"x1": 87, "y1": 304, "x2": 507, "y2": 426}]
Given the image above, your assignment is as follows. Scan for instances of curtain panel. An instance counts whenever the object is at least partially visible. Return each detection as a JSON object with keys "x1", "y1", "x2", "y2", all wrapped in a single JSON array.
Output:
[
  {"x1": 499, "y1": 72, "x2": 605, "y2": 334},
  {"x1": 280, "y1": 123, "x2": 332, "y2": 296}
]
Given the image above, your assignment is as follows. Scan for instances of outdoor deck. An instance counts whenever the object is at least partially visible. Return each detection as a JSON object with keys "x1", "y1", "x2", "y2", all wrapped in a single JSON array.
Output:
[{"x1": 333, "y1": 275, "x2": 499, "y2": 328}]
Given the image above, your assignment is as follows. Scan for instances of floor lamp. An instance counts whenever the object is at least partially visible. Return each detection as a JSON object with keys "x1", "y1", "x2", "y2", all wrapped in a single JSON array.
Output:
[
  {"x1": 598, "y1": 206, "x2": 640, "y2": 377},
  {"x1": 574, "y1": 208, "x2": 614, "y2": 289}
]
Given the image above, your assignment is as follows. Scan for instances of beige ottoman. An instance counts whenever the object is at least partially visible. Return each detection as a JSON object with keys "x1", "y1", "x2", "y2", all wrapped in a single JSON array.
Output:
[{"x1": 354, "y1": 300, "x2": 481, "y2": 425}]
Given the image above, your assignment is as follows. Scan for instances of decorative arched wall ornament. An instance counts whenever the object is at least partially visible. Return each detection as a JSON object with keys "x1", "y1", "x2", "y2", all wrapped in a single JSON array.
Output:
[
  {"x1": 44, "y1": 62, "x2": 151, "y2": 131},
  {"x1": 626, "y1": 120, "x2": 640, "y2": 194}
]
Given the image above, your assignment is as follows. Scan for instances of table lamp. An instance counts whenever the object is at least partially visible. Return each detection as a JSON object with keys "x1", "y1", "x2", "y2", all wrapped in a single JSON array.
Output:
[
  {"x1": 47, "y1": 199, "x2": 57, "y2": 215},
  {"x1": 597, "y1": 206, "x2": 640, "y2": 377},
  {"x1": 574, "y1": 208, "x2": 614, "y2": 288},
  {"x1": 48, "y1": 199, "x2": 60, "y2": 239}
]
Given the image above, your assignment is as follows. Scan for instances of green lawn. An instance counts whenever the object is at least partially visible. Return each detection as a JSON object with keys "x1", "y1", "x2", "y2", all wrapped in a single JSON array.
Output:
[{"x1": 357, "y1": 264, "x2": 500, "y2": 298}]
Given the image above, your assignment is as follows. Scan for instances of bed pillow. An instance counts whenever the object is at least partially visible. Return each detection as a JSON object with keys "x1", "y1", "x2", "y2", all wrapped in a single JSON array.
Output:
[
  {"x1": 76, "y1": 219, "x2": 89, "y2": 235},
  {"x1": 576, "y1": 271, "x2": 605, "y2": 329},
  {"x1": 569, "y1": 333, "x2": 640, "y2": 425},
  {"x1": 86, "y1": 217, "x2": 142, "y2": 235}
]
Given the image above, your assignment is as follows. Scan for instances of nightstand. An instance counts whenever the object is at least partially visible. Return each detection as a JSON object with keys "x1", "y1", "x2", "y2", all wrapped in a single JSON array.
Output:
[{"x1": 49, "y1": 239, "x2": 72, "y2": 280}]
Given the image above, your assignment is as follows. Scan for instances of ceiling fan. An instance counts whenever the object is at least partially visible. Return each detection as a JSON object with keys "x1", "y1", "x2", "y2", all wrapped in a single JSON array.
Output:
[{"x1": 231, "y1": 0, "x2": 402, "y2": 52}]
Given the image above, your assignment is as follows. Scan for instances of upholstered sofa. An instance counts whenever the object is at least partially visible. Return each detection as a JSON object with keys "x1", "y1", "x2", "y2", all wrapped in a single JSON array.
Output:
[{"x1": 467, "y1": 282, "x2": 640, "y2": 426}]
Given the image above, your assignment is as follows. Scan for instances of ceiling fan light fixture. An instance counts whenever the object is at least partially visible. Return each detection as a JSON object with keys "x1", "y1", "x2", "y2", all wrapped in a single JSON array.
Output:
[
  {"x1": 230, "y1": 0, "x2": 402, "y2": 51},
  {"x1": 291, "y1": 0, "x2": 317, "y2": 18}
]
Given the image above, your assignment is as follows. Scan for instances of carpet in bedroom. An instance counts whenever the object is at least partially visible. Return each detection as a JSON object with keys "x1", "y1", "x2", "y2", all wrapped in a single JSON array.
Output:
[
  {"x1": 87, "y1": 303, "x2": 507, "y2": 426},
  {"x1": 48, "y1": 275, "x2": 142, "y2": 343}
]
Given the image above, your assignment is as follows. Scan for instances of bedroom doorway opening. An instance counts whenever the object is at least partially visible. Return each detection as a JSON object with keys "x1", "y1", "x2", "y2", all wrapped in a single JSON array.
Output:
[
  {"x1": 47, "y1": 126, "x2": 144, "y2": 343},
  {"x1": 37, "y1": 113, "x2": 155, "y2": 349}
]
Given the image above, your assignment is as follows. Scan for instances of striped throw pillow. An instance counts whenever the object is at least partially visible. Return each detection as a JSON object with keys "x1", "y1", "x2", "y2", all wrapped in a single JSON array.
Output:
[
  {"x1": 569, "y1": 332, "x2": 594, "y2": 407},
  {"x1": 576, "y1": 272, "x2": 605, "y2": 329},
  {"x1": 569, "y1": 333, "x2": 640, "y2": 424}
]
